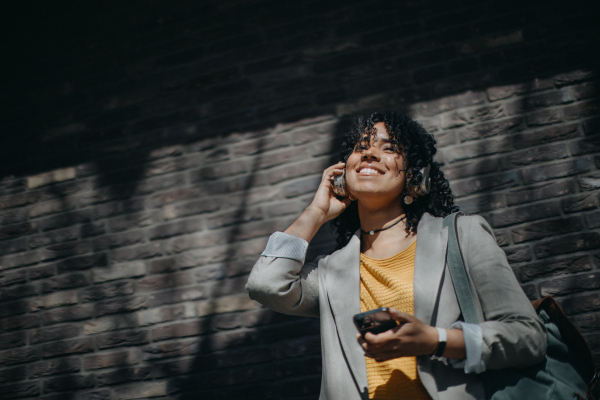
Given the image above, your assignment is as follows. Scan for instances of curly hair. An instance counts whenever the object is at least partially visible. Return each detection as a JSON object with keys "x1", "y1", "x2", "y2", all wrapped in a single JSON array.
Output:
[{"x1": 331, "y1": 111, "x2": 459, "y2": 248}]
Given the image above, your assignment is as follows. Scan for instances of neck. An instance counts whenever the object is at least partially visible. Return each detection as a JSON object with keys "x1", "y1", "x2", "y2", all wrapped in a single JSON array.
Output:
[
  {"x1": 357, "y1": 200, "x2": 414, "y2": 257},
  {"x1": 357, "y1": 199, "x2": 405, "y2": 233}
]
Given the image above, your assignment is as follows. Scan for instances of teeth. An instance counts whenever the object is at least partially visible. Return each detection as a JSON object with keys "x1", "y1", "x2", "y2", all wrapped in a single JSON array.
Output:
[{"x1": 360, "y1": 168, "x2": 379, "y2": 174}]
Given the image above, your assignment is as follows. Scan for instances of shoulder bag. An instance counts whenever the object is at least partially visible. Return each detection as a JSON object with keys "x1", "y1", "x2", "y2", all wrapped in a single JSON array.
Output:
[{"x1": 442, "y1": 212, "x2": 598, "y2": 400}]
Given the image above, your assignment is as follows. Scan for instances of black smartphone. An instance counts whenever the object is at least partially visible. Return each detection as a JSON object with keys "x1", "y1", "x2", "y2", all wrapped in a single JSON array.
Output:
[{"x1": 353, "y1": 307, "x2": 398, "y2": 336}]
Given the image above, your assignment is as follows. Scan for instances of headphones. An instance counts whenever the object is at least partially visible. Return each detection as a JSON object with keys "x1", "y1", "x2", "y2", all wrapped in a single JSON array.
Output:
[
  {"x1": 332, "y1": 164, "x2": 431, "y2": 200},
  {"x1": 412, "y1": 163, "x2": 432, "y2": 197}
]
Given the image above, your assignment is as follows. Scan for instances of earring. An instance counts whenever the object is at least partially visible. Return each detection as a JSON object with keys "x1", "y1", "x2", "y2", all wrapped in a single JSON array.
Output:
[{"x1": 404, "y1": 195, "x2": 413, "y2": 205}]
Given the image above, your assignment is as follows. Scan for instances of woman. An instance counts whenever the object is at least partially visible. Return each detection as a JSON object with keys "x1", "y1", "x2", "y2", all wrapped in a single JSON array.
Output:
[{"x1": 246, "y1": 111, "x2": 546, "y2": 400}]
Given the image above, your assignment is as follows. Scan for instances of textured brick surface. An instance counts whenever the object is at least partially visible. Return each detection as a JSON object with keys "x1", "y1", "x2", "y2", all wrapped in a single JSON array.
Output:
[{"x1": 0, "y1": 0, "x2": 599, "y2": 398}]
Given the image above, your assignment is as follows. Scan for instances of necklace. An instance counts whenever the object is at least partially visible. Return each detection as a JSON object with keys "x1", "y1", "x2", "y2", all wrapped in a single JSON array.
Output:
[{"x1": 361, "y1": 215, "x2": 406, "y2": 236}]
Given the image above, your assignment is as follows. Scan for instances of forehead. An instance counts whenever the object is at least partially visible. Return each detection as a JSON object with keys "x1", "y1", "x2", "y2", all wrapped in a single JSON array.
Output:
[{"x1": 360, "y1": 122, "x2": 391, "y2": 142}]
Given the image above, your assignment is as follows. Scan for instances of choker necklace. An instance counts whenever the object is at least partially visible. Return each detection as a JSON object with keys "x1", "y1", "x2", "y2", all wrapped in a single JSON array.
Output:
[{"x1": 361, "y1": 216, "x2": 406, "y2": 236}]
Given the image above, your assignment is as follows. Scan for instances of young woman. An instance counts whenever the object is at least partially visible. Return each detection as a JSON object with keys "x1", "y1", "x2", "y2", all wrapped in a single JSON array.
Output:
[{"x1": 246, "y1": 111, "x2": 546, "y2": 400}]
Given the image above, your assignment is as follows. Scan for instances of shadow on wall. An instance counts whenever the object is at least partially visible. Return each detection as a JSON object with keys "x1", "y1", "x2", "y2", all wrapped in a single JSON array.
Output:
[{"x1": 0, "y1": 1, "x2": 599, "y2": 399}]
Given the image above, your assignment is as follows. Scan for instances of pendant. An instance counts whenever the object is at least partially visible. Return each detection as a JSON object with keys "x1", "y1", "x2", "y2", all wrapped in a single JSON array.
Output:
[{"x1": 369, "y1": 231, "x2": 374, "y2": 235}]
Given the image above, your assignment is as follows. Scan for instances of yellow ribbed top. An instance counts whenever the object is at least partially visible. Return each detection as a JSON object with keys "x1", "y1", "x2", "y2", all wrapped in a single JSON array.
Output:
[{"x1": 360, "y1": 240, "x2": 431, "y2": 400}]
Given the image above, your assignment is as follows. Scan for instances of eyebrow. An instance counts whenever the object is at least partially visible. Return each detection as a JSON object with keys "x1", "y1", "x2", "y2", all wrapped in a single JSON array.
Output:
[{"x1": 360, "y1": 136, "x2": 391, "y2": 144}]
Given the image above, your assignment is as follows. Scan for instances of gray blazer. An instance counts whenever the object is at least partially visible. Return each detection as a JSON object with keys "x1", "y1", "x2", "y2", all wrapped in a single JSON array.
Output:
[{"x1": 246, "y1": 213, "x2": 546, "y2": 400}]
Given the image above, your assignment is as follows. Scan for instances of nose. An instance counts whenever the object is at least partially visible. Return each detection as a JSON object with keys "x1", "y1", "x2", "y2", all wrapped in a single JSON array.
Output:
[{"x1": 362, "y1": 146, "x2": 380, "y2": 161}]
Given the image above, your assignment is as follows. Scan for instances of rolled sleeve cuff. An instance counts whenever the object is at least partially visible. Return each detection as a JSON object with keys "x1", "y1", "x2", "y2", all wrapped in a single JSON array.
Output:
[
  {"x1": 261, "y1": 232, "x2": 309, "y2": 263},
  {"x1": 449, "y1": 322, "x2": 486, "y2": 374}
]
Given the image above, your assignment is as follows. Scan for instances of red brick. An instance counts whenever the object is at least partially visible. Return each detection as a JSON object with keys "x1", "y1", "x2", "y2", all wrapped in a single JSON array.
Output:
[
  {"x1": 29, "y1": 324, "x2": 79, "y2": 344},
  {"x1": 54, "y1": 253, "x2": 107, "y2": 273},
  {"x1": 539, "y1": 272, "x2": 600, "y2": 297},
  {"x1": 499, "y1": 144, "x2": 568, "y2": 170},
  {"x1": 137, "y1": 270, "x2": 192, "y2": 292},
  {"x1": 535, "y1": 233, "x2": 600, "y2": 258},
  {"x1": 564, "y1": 100, "x2": 600, "y2": 120},
  {"x1": 0, "y1": 222, "x2": 36, "y2": 241},
  {"x1": 523, "y1": 158, "x2": 591, "y2": 184},
  {"x1": 147, "y1": 284, "x2": 214, "y2": 307},
  {"x1": 0, "y1": 331, "x2": 27, "y2": 350},
  {"x1": 95, "y1": 296, "x2": 148, "y2": 317},
  {"x1": 560, "y1": 292, "x2": 600, "y2": 315},
  {"x1": 107, "y1": 211, "x2": 161, "y2": 232},
  {"x1": 29, "y1": 357, "x2": 80, "y2": 378},
  {"x1": 443, "y1": 136, "x2": 512, "y2": 163},
  {"x1": 40, "y1": 241, "x2": 91, "y2": 261},
  {"x1": 93, "y1": 231, "x2": 145, "y2": 251},
  {"x1": 194, "y1": 160, "x2": 248, "y2": 180},
  {"x1": 150, "y1": 187, "x2": 202, "y2": 207},
  {"x1": 152, "y1": 320, "x2": 207, "y2": 341},
  {"x1": 506, "y1": 180, "x2": 575, "y2": 206},
  {"x1": 109, "y1": 243, "x2": 162, "y2": 262},
  {"x1": 0, "y1": 365, "x2": 27, "y2": 384},
  {"x1": 148, "y1": 219, "x2": 203, "y2": 240},
  {"x1": 458, "y1": 117, "x2": 524, "y2": 141},
  {"x1": 142, "y1": 339, "x2": 200, "y2": 360},
  {"x1": 0, "y1": 347, "x2": 41, "y2": 365},
  {"x1": 137, "y1": 303, "x2": 196, "y2": 326},
  {"x1": 41, "y1": 272, "x2": 88, "y2": 293},
  {"x1": 512, "y1": 123, "x2": 579, "y2": 149},
  {"x1": 42, "y1": 304, "x2": 94, "y2": 325},
  {"x1": 0, "y1": 269, "x2": 27, "y2": 286},
  {"x1": 84, "y1": 350, "x2": 139, "y2": 370},
  {"x1": 0, "y1": 314, "x2": 40, "y2": 332},
  {"x1": 81, "y1": 281, "x2": 134, "y2": 302},
  {"x1": 520, "y1": 255, "x2": 592, "y2": 282},
  {"x1": 42, "y1": 338, "x2": 93, "y2": 358},
  {"x1": 451, "y1": 171, "x2": 518, "y2": 198},
  {"x1": 562, "y1": 193, "x2": 599, "y2": 213},
  {"x1": 0, "y1": 381, "x2": 39, "y2": 398},
  {"x1": 43, "y1": 374, "x2": 95, "y2": 393},
  {"x1": 148, "y1": 257, "x2": 177, "y2": 273},
  {"x1": 502, "y1": 245, "x2": 532, "y2": 263},
  {"x1": 0, "y1": 283, "x2": 37, "y2": 302},
  {"x1": 511, "y1": 217, "x2": 582, "y2": 243},
  {"x1": 96, "y1": 366, "x2": 153, "y2": 386},
  {"x1": 163, "y1": 199, "x2": 221, "y2": 219},
  {"x1": 526, "y1": 109, "x2": 563, "y2": 126}
]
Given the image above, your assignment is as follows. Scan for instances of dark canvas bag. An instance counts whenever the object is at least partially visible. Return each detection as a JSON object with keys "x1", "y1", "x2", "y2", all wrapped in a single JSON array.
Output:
[{"x1": 442, "y1": 212, "x2": 597, "y2": 400}]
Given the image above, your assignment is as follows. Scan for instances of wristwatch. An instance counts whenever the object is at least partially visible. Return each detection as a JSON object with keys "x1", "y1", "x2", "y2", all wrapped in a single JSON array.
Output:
[{"x1": 431, "y1": 327, "x2": 447, "y2": 358}]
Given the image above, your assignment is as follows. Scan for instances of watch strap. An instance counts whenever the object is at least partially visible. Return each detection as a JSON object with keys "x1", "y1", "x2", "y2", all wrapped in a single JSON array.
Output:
[{"x1": 432, "y1": 327, "x2": 447, "y2": 358}]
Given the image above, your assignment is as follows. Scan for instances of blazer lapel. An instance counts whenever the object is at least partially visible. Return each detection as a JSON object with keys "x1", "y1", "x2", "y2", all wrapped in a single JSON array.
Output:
[
  {"x1": 324, "y1": 214, "x2": 448, "y2": 394},
  {"x1": 414, "y1": 213, "x2": 448, "y2": 325},
  {"x1": 325, "y1": 231, "x2": 368, "y2": 394}
]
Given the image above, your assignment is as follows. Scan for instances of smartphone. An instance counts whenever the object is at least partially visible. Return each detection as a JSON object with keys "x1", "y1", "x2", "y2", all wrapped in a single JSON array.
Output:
[{"x1": 353, "y1": 307, "x2": 397, "y2": 336}]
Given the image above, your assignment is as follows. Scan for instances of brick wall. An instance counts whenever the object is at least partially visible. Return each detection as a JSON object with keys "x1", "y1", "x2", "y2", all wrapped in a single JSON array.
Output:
[{"x1": 1, "y1": 0, "x2": 599, "y2": 399}]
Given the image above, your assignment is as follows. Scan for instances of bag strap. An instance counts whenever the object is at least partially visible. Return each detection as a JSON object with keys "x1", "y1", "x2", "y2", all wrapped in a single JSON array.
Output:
[{"x1": 443, "y1": 212, "x2": 480, "y2": 325}]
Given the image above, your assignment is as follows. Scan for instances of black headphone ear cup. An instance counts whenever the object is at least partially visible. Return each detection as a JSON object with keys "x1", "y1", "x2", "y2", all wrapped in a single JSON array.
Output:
[
  {"x1": 332, "y1": 173, "x2": 347, "y2": 198},
  {"x1": 414, "y1": 164, "x2": 431, "y2": 196}
]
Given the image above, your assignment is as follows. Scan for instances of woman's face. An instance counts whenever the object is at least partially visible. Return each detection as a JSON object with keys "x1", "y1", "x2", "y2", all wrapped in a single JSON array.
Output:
[{"x1": 345, "y1": 122, "x2": 406, "y2": 203}]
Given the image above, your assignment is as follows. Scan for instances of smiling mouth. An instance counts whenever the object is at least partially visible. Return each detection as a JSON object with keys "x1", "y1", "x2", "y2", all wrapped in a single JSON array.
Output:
[{"x1": 358, "y1": 167, "x2": 383, "y2": 175}]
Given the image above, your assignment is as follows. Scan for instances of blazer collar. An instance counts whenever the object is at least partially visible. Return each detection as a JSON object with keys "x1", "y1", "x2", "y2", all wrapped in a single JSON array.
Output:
[
  {"x1": 413, "y1": 213, "x2": 448, "y2": 325},
  {"x1": 325, "y1": 213, "x2": 448, "y2": 392}
]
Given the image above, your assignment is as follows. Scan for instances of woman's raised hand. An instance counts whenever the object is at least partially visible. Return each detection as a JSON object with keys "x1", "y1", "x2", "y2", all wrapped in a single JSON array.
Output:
[
  {"x1": 307, "y1": 162, "x2": 352, "y2": 222},
  {"x1": 284, "y1": 162, "x2": 352, "y2": 243}
]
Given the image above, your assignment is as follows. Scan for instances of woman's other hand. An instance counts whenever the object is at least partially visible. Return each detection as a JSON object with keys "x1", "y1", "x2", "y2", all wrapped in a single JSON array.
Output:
[
  {"x1": 357, "y1": 308, "x2": 466, "y2": 361},
  {"x1": 284, "y1": 162, "x2": 351, "y2": 243}
]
